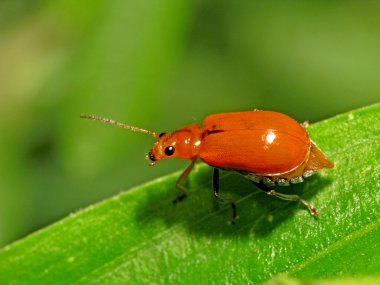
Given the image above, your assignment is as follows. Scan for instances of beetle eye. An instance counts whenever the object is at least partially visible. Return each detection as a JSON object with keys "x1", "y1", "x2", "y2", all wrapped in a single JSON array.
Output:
[
  {"x1": 164, "y1": 146, "x2": 175, "y2": 156},
  {"x1": 159, "y1": 132, "x2": 166, "y2": 138}
]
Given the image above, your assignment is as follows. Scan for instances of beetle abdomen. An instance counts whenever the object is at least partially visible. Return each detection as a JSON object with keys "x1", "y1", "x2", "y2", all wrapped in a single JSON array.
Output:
[{"x1": 243, "y1": 172, "x2": 306, "y2": 187}]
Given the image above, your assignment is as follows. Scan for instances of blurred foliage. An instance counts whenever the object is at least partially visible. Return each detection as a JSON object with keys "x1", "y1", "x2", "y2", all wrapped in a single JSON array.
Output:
[{"x1": 0, "y1": 0, "x2": 379, "y2": 247}]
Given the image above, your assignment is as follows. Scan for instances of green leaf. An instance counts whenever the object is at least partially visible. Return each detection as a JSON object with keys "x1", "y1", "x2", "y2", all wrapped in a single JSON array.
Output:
[
  {"x1": 0, "y1": 104, "x2": 379, "y2": 284},
  {"x1": 264, "y1": 275, "x2": 380, "y2": 285}
]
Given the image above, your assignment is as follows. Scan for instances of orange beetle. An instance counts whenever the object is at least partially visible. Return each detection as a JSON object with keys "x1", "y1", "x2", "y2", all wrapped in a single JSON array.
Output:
[{"x1": 81, "y1": 111, "x2": 333, "y2": 222}]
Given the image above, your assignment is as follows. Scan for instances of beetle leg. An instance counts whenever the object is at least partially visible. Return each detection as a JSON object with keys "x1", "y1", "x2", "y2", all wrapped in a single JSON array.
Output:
[
  {"x1": 173, "y1": 158, "x2": 197, "y2": 204},
  {"x1": 252, "y1": 182, "x2": 319, "y2": 217},
  {"x1": 300, "y1": 120, "x2": 310, "y2": 128},
  {"x1": 213, "y1": 168, "x2": 238, "y2": 224}
]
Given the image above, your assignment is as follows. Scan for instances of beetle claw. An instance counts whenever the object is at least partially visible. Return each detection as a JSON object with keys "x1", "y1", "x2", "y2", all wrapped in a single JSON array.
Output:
[
  {"x1": 308, "y1": 205, "x2": 319, "y2": 217},
  {"x1": 172, "y1": 194, "x2": 187, "y2": 204},
  {"x1": 231, "y1": 214, "x2": 239, "y2": 225}
]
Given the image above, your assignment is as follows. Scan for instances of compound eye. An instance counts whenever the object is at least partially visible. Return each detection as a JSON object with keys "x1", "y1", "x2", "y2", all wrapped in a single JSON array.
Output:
[{"x1": 164, "y1": 146, "x2": 175, "y2": 156}]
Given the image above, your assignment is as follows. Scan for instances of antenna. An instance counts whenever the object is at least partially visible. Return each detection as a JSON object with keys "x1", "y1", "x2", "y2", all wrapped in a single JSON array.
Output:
[{"x1": 80, "y1": 114, "x2": 159, "y2": 139}]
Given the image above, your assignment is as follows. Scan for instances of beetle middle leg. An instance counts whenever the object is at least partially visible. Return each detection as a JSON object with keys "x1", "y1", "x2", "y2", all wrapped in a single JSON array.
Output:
[
  {"x1": 252, "y1": 182, "x2": 318, "y2": 216},
  {"x1": 173, "y1": 158, "x2": 197, "y2": 204},
  {"x1": 213, "y1": 168, "x2": 238, "y2": 224}
]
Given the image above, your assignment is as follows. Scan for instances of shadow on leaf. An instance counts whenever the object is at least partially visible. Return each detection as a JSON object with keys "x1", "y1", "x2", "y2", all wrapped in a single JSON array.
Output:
[{"x1": 134, "y1": 164, "x2": 333, "y2": 237}]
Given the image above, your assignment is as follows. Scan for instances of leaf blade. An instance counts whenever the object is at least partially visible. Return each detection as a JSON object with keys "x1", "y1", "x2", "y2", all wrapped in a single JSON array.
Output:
[{"x1": 0, "y1": 103, "x2": 379, "y2": 285}]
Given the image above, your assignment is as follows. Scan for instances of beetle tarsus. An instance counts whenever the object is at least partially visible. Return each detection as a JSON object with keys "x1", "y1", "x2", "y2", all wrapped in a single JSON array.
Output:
[
  {"x1": 172, "y1": 194, "x2": 187, "y2": 204},
  {"x1": 302, "y1": 200, "x2": 319, "y2": 217},
  {"x1": 310, "y1": 207, "x2": 319, "y2": 217},
  {"x1": 213, "y1": 168, "x2": 238, "y2": 224},
  {"x1": 231, "y1": 202, "x2": 238, "y2": 225},
  {"x1": 173, "y1": 158, "x2": 196, "y2": 204}
]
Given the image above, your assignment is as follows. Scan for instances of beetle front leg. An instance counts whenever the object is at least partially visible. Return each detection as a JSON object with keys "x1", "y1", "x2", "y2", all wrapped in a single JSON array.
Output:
[
  {"x1": 252, "y1": 182, "x2": 318, "y2": 216},
  {"x1": 213, "y1": 168, "x2": 238, "y2": 224},
  {"x1": 173, "y1": 158, "x2": 197, "y2": 204}
]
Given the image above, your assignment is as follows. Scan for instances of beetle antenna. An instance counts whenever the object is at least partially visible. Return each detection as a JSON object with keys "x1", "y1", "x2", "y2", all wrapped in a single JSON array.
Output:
[{"x1": 80, "y1": 114, "x2": 159, "y2": 139}]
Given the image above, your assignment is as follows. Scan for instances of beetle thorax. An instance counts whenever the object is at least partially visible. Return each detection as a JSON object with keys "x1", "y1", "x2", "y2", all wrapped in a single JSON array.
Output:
[{"x1": 149, "y1": 123, "x2": 202, "y2": 162}]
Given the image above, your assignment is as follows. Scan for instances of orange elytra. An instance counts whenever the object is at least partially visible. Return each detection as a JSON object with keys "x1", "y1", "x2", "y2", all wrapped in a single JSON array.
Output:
[{"x1": 81, "y1": 111, "x2": 333, "y2": 222}]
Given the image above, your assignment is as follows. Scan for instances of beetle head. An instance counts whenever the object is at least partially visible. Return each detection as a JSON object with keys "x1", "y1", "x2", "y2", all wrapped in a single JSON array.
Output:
[{"x1": 147, "y1": 124, "x2": 202, "y2": 166}]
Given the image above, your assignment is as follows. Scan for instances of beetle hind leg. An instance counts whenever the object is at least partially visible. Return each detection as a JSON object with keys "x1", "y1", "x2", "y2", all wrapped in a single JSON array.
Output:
[
  {"x1": 252, "y1": 182, "x2": 319, "y2": 217},
  {"x1": 213, "y1": 168, "x2": 238, "y2": 224}
]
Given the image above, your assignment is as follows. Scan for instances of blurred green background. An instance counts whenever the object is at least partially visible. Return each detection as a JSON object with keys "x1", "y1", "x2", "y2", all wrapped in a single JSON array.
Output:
[{"x1": 0, "y1": 0, "x2": 379, "y2": 247}]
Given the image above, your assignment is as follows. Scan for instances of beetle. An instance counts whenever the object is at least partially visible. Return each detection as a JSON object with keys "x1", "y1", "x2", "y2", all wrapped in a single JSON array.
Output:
[{"x1": 81, "y1": 110, "x2": 333, "y2": 222}]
